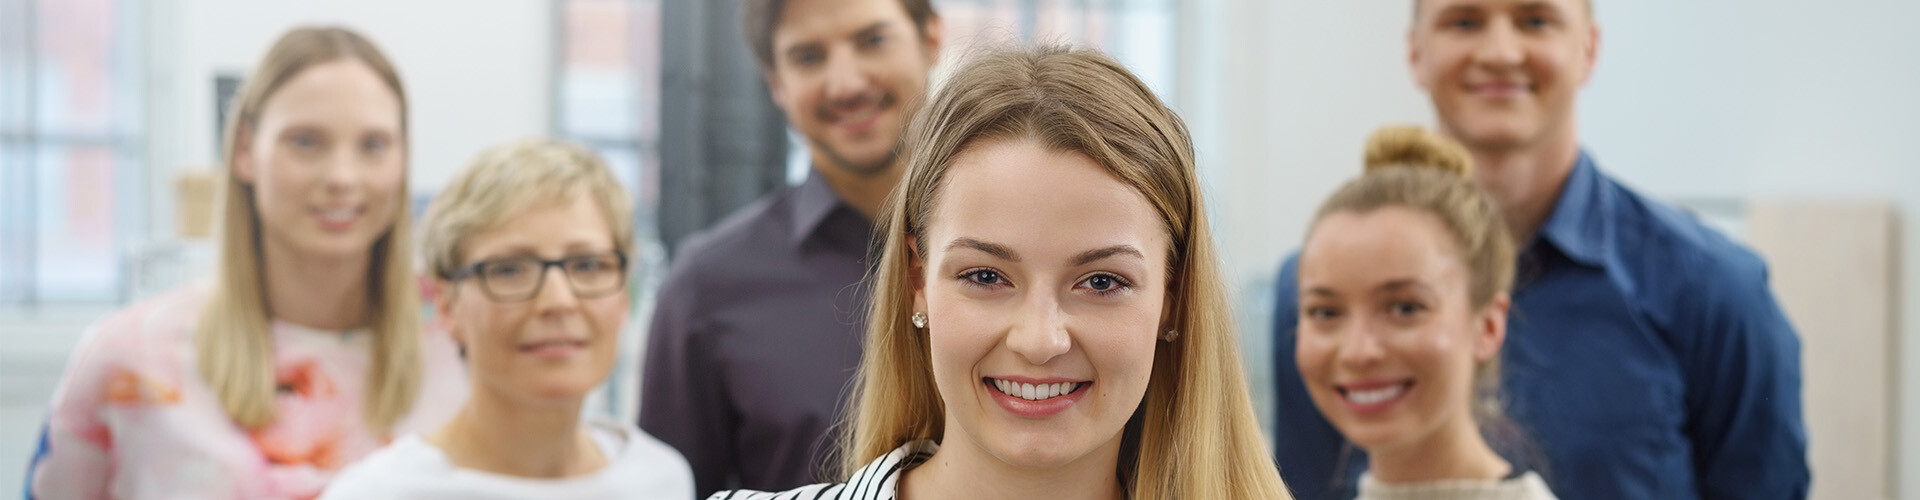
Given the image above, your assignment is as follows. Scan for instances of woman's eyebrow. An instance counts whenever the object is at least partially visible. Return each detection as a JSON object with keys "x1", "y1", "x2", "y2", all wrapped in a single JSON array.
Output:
[{"x1": 1071, "y1": 245, "x2": 1144, "y2": 266}]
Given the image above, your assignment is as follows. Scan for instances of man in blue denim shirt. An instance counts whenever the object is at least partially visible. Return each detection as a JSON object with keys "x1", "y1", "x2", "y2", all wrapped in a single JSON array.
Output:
[{"x1": 1270, "y1": 1, "x2": 1809, "y2": 499}]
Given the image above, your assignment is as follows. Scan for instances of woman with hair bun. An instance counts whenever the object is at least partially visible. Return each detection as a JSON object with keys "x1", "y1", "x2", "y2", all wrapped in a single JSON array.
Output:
[{"x1": 1294, "y1": 126, "x2": 1556, "y2": 499}]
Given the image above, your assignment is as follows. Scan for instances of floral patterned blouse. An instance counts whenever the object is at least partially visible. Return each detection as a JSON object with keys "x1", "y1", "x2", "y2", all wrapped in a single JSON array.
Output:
[{"x1": 28, "y1": 283, "x2": 469, "y2": 500}]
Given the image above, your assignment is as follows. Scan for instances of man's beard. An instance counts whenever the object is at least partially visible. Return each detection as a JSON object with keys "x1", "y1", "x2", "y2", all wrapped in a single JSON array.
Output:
[
  {"x1": 811, "y1": 134, "x2": 901, "y2": 178},
  {"x1": 809, "y1": 90, "x2": 908, "y2": 177}
]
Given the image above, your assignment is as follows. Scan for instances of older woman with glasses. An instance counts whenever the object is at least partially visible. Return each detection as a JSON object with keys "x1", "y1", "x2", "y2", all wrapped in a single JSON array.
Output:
[{"x1": 320, "y1": 139, "x2": 693, "y2": 499}]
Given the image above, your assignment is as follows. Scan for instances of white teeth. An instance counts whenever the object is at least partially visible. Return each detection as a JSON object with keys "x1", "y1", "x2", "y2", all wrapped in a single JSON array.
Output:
[
  {"x1": 319, "y1": 208, "x2": 355, "y2": 222},
  {"x1": 991, "y1": 379, "x2": 1081, "y2": 401},
  {"x1": 1346, "y1": 384, "x2": 1408, "y2": 405}
]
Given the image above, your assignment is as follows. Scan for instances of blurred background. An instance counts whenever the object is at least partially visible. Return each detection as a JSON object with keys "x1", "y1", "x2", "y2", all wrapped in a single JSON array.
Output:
[{"x1": 1, "y1": 0, "x2": 1914, "y2": 498}]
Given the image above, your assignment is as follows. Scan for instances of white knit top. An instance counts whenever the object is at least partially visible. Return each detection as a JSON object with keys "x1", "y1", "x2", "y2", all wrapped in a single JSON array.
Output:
[{"x1": 1356, "y1": 471, "x2": 1559, "y2": 500}]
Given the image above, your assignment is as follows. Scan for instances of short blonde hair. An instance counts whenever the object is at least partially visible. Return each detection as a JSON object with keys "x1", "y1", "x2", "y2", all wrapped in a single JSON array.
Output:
[
  {"x1": 842, "y1": 44, "x2": 1291, "y2": 499},
  {"x1": 421, "y1": 139, "x2": 634, "y2": 277}
]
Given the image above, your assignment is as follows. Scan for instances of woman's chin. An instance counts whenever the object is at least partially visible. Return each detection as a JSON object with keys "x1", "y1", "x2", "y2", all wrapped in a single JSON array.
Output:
[
  {"x1": 1334, "y1": 421, "x2": 1417, "y2": 453},
  {"x1": 985, "y1": 433, "x2": 1101, "y2": 470}
]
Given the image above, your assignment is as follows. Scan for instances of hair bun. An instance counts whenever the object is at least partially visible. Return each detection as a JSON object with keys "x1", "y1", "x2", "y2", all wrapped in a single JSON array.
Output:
[{"x1": 1362, "y1": 125, "x2": 1474, "y2": 178}]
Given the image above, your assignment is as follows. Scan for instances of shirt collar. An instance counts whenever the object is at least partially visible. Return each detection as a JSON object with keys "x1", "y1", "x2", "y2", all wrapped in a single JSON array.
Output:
[
  {"x1": 790, "y1": 172, "x2": 852, "y2": 248},
  {"x1": 845, "y1": 439, "x2": 938, "y2": 499},
  {"x1": 1532, "y1": 149, "x2": 1610, "y2": 267}
]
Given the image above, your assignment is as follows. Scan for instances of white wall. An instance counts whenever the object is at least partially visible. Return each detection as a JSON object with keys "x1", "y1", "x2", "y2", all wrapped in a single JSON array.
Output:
[
  {"x1": 1582, "y1": 3, "x2": 1920, "y2": 498},
  {"x1": 146, "y1": 0, "x2": 554, "y2": 238},
  {"x1": 1181, "y1": 0, "x2": 1431, "y2": 434},
  {"x1": 1190, "y1": 1, "x2": 1919, "y2": 498}
]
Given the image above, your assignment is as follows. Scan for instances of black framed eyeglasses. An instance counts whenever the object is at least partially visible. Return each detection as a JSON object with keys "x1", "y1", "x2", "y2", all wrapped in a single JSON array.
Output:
[{"x1": 448, "y1": 252, "x2": 629, "y2": 302}]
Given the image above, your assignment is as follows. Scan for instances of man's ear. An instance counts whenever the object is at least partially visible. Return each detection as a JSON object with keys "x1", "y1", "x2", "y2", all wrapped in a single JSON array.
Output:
[
  {"x1": 1407, "y1": 29, "x2": 1432, "y2": 91},
  {"x1": 1472, "y1": 292, "x2": 1512, "y2": 362},
  {"x1": 1579, "y1": 24, "x2": 1601, "y2": 87},
  {"x1": 763, "y1": 69, "x2": 790, "y2": 112}
]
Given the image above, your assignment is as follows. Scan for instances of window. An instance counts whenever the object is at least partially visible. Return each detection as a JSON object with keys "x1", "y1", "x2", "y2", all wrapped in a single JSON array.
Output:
[
  {"x1": 553, "y1": 0, "x2": 665, "y2": 421},
  {"x1": 555, "y1": 0, "x2": 663, "y2": 245},
  {"x1": 0, "y1": 0, "x2": 147, "y2": 307},
  {"x1": 938, "y1": 0, "x2": 1178, "y2": 97}
]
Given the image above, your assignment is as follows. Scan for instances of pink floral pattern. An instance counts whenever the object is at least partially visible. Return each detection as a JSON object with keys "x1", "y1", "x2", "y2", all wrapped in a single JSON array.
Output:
[{"x1": 29, "y1": 283, "x2": 468, "y2": 500}]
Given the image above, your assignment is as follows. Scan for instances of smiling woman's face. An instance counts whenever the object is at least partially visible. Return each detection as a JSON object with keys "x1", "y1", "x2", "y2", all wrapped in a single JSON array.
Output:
[
  {"x1": 437, "y1": 197, "x2": 628, "y2": 408},
  {"x1": 1295, "y1": 206, "x2": 1502, "y2": 455},
  {"x1": 237, "y1": 58, "x2": 405, "y2": 263},
  {"x1": 912, "y1": 135, "x2": 1169, "y2": 470}
]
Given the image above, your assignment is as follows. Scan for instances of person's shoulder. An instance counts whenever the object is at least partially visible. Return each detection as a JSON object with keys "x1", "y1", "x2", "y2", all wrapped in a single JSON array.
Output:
[
  {"x1": 606, "y1": 420, "x2": 687, "y2": 462},
  {"x1": 1599, "y1": 175, "x2": 1768, "y2": 287},
  {"x1": 1509, "y1": 471, "x2": 1560, "y2": 500},
  {"x1": 710, "y1": 441, "x2": 931, "y2": 500},
  {"x1": 1594, "y1": 170, "x2": 1781, "y2": 339},
  {"x1": 91, "y1": 282, "x2": 210, "y2": 341},
  {"x1": 341, "y1": 434, "x2": 450, "y2": 475},
  {"x1": 319, "y1": 435, "x2": 450, "y2": 499},
  {"x1": 670, "y1": 186, "x2": 800, "y2": 273},
  {"x1": 654, "y1": 186, "x2": 809, "y2": 318},
  {"x1": 597, "y1": 419, "x2": 694, "y2": 481},
  {"x1": 68, "y1": 282, "x2": 211, "y2": 370},
  {"x1": 706, "y1": 482, "x2": 850, "y2": 500}
]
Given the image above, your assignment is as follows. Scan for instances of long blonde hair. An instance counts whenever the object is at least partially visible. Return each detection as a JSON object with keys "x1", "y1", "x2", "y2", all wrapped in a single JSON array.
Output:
[
  {"x1": 841, "y1": 44, "x2": 1290, "y2": 499},
  {"x1": 197, "y1": 26, "x2": 422, "y2": 433}
]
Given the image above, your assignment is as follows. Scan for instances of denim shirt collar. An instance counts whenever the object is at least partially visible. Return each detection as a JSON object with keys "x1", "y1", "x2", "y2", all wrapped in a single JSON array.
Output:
[{"x1": 1533, "y1": 149, "x2": 1610, "y2": 268}]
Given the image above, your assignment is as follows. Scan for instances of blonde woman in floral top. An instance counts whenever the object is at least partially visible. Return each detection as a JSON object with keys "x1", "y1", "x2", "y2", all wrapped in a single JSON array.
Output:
[{"x1": 29, "y1": 26, "x2": 467, "y2": 500}]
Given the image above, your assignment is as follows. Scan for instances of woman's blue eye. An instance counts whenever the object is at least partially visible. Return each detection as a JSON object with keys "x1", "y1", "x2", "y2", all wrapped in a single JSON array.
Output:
[{"x1": 1078, "y1": 273, "x2": 1131, "y2": 295}]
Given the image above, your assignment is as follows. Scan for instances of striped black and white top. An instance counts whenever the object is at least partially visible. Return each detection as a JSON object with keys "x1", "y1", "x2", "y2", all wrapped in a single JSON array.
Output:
[{"x1": 706, "y1": 440, "x2": 938, "y2": 500}]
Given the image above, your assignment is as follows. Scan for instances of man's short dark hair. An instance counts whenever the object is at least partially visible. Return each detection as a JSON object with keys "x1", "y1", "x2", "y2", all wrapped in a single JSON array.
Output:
[{"x1": 742, "y1": 0, "x2": 938, "y2": 70}]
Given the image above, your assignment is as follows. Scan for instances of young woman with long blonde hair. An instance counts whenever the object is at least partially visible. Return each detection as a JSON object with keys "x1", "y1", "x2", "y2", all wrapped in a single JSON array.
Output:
[
  {"x1": 29, "y1": 26, "x2": 466, "y2": 499},
  {"x1": 713, "y1": 44, "x2": 1289, "y2": 500}
]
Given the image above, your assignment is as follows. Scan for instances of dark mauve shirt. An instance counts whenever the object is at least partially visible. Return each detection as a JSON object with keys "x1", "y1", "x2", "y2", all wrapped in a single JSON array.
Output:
[
  {"x1": 640, "y1": 174, "x2": 874, "y2": 499},
  {"x1": 1270, "y1": 151, "x2": 1809, "y2": 500}
]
